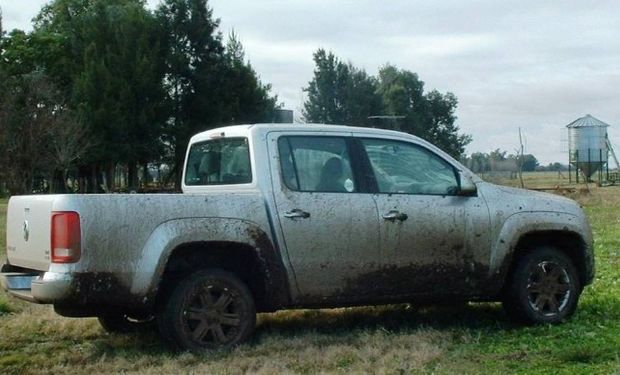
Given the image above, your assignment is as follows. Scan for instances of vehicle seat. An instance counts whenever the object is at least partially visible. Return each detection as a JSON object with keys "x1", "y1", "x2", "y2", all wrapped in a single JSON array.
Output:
[
  {"x1": 198, "y1": 151, "x2": 220, "y2": 183},
  {"x1": 315, "y1": 157, "x2": 346, "y2": 192}
]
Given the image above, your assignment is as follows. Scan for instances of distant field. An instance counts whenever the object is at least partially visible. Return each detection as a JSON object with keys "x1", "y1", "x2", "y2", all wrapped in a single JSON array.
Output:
[
  {"x1": 482, "y1": 170, "x2": 579, "y2": 189},
  {"x1": 0, "y1": 175, "x2": 619, "y2": 374}
]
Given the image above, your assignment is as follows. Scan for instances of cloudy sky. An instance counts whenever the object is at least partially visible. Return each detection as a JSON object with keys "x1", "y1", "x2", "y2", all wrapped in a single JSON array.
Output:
[{"x1": 1, "y1": 0, "x2": 619, "y2": 164}]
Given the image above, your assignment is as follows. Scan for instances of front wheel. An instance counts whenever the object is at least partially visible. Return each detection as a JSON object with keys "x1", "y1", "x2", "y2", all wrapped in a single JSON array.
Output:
[
  {"x1": 503, "y1": 246, "x2": 581, "y2": 324},
  {"x1": 157, "y1": 269, "x2": 256, "y2": 352}
]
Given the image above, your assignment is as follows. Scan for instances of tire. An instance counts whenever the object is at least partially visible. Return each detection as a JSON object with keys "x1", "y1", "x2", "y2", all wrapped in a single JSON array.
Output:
[
  {"x1": 503, "y1": 246, "x2": 581, "y2": 324},
  {"x1": 98, "y1": 313, "x2": 156, "y2": 334},
  {"x1": 157, "y1": 269, "x2": 256, "y2": 352}
]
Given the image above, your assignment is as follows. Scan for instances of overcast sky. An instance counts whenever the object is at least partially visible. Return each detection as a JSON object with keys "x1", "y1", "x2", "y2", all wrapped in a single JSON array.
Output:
[{"x1": 2, "y1": 1, "x2": 619, "y2": 164}]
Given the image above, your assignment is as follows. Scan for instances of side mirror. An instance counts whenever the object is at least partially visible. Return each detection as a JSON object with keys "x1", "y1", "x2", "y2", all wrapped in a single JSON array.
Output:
[{"x1": 458, "y1": 171, "x2": 477, "y2": 196}]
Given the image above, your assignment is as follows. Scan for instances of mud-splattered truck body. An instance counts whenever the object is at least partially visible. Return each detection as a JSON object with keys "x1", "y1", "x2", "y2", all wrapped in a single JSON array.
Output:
[{"x1": 1, "y1": 124, "x2": 594, "y2": 351}]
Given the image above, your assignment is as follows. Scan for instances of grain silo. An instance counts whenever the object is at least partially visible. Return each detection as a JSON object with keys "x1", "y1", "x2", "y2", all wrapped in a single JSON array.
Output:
[{"x1": 567, "y1": 114, "x2": 609, "y2": 182}]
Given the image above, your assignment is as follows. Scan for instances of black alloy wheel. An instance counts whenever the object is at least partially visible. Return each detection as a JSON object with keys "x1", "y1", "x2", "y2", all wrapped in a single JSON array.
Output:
[
  {"x1": 526, "y1": 260, "x2": 572, "y2": 316},
  {"x1": 158, "y1": 269, "x2": 256, "y2": 352},
  {"x1": 503, "y1": 246, "x2": 581, "y2": 324}
]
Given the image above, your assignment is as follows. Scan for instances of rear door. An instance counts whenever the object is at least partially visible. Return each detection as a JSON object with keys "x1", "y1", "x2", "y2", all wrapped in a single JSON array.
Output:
[{"x1": 268, "y1": 132, "x2": 381, "y2": 301}]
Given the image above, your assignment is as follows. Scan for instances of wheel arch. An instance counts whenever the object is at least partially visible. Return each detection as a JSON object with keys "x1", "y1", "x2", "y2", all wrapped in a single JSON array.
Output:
[
  {"x1": 489, "y1": 211, "x2": 594, "y2": 294},
  {"x1": 502, "y1": 230, "x2": 590, "y2": 292},
  {"x1": 154, "y1": 240, "x2": 289, "y2": 312},
  {"x1": 131, "y1": 218, "x2": 291, "y2": 312}
]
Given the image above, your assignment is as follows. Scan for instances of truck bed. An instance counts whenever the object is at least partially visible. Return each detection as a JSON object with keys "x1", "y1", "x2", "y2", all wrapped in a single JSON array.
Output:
[{"x1": 4, "y1": 192, "x2": 272, "y2": 306}]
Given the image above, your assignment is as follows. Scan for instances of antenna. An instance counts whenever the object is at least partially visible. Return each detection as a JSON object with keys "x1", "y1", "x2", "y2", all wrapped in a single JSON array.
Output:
[{"x1": 367, "y1": 115, "x2": 406, "y2": 131}]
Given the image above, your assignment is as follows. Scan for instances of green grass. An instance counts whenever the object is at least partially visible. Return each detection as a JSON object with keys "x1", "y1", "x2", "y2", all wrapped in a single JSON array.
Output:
[{"x1": 0, "y1": 181, "x2": 619, "y2": 374}]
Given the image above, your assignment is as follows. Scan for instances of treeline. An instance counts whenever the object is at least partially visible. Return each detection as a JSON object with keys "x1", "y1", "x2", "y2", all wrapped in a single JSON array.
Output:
[
  {"x1": 302, "y1": 50, "x2": 472, "y2": 159},
  {"x1": 462, "y1": 149, "x2": 540, "y2": 174},
  {"x1": 0, "y1": 0, "x2": 277, "y2": 194},
  {"x1": 0, "y1": 2, "x2": 474, "y2": 195}
]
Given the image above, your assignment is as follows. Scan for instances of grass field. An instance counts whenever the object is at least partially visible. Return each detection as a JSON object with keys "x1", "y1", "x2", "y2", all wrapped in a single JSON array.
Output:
[{"x1": 0, "y1": 173, "x2": 619, "y2": 374}]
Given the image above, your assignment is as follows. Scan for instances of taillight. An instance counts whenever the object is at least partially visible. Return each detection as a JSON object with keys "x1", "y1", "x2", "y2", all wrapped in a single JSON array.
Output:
[{"x1": 51, "y1": 211, "x2": 81, "y2": 263}]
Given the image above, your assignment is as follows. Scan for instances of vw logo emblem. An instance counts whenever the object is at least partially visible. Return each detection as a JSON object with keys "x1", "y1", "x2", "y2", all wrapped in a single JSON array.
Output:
[{"x1": 22, "y1": 220, "x2": 29, "y2": 242}]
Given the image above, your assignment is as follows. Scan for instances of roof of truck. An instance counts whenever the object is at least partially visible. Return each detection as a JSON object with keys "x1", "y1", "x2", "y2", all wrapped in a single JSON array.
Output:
[{"x1": 191, "y1": 123, "x2": 417, "y2": 142}]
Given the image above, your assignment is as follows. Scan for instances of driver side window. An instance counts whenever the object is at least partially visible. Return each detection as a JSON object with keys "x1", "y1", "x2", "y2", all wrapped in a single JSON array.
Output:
[{"x1": 361, "y1": 138, "x2": 458, "y2": 195}]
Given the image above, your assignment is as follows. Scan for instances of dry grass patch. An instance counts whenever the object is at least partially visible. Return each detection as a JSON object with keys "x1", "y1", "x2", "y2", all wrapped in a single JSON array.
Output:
[
  {"x1": 1, "y1": 306, "x2": 452, "y2": 374},
  {"x1": 110, "y1": 329, "x2": 446, "y2": 375}
]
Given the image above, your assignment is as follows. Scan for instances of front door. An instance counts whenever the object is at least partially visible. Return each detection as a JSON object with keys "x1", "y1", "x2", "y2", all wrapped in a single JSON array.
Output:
[
  {"x1": 358, "y1": 137, "x2": 489, "y2": 297},
  {"x1": 268, "y1": 133, "x2": 380, "y2": 302}
]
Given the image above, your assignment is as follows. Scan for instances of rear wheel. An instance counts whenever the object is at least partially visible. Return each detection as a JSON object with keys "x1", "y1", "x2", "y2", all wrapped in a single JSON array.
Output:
[
  {"x1": 503, "y1": 246, "x2": 581, "y2": 324},
  {"x1": 157, "y1": 269, "x2": 256, "y2": 352}
]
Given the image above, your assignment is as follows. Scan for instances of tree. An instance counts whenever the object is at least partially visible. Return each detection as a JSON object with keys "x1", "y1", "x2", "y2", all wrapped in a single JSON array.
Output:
[
  {"x1": 157, "y1": 1, "x2": 277, "y2": 188},
  {"x1": 489, "y1": 148, "x2": 507, "y2": 162},
  {"x1": 157, "y1": 0, "x2": 225, "y2": 187},
  {"x1": 377, "y1": 64, "x2": 471, "y2": 158},
  {"x1": 519, "y1": 154, "x2": 539, "y2": 172},
  {"x1": 466, "y1": 152, "x2": 490, "y2": 174},
  {"x1": 72, "y1": 0, "x2": 168, "y2": 190},
  {"x1": 34, "y1": 0, "x2": 112, "y2": 94},
  {"x1": 0, "y1": 70, "x2": 86, "y2": 194},
  {"x1": 2, "y1": 0, "x2": 279, "y2": 193},
  {"x1": 303, "y1": 51, "x2": 471, "y2": 158},
  {"x1": 377, "y1": 65, "x2": 426, "y2": 133},
  {"x1": 47, "y1": 110, "x2": 92, "y2": 192},
  {"x1": 303, "y1": 49, "x2": 382, "y2": 127},
  {"x1": 220, "y1": 31, "x2": 278, "y2": 125},
  {"x1": 484, "y1": 149, "x2": 517, "y2": 174},
  {"x1": 33, "y1": 0, "x2": 168, "y2": 191},
  {"x1": 463, "y1": 149, "x2": 541, "y2": 177}
]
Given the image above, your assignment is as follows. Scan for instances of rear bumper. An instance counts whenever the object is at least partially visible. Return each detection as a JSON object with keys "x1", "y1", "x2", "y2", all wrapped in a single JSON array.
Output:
[{"x1": 1, "y1": 271, "x2": 72, "y2": 304}]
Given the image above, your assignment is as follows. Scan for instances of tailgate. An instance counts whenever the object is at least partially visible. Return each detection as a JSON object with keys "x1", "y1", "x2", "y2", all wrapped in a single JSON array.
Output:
[{"x1": 6, "y1": 196, "x2": 55, "y2": 271}]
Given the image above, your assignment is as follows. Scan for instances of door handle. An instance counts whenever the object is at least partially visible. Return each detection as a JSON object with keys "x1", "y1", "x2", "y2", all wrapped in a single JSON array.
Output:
[
  {"x1": 284, "y1": 209, "x2": 311, "y2": 219},
  {"x1": 382, "y1": 210, "x2": 408, "y2": 222}
]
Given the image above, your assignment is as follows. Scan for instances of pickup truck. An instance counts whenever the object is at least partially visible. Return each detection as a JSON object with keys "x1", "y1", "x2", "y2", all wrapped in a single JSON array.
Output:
[{"x1": 1, "y1": 124, "x2": 594, "y2": 352}]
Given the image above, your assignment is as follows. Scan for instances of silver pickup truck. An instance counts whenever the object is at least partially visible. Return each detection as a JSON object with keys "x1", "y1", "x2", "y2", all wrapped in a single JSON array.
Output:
[{"x1": 1, "y1": 124, "x2": 594, "y2": 352}]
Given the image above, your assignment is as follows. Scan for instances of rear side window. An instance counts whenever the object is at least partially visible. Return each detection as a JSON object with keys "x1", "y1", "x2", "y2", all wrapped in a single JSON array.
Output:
[
  {"x1": 185, "y1": 137, "x2": 252, "y2": 185},
  {"x1": 278, "y1": 136, "x2": 356, "y2": 193}
]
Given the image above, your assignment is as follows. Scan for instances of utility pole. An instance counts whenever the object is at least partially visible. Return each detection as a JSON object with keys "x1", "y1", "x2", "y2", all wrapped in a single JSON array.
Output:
[{"x1": 518, "y1": 127, "x2": 525, "y2": 188}]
